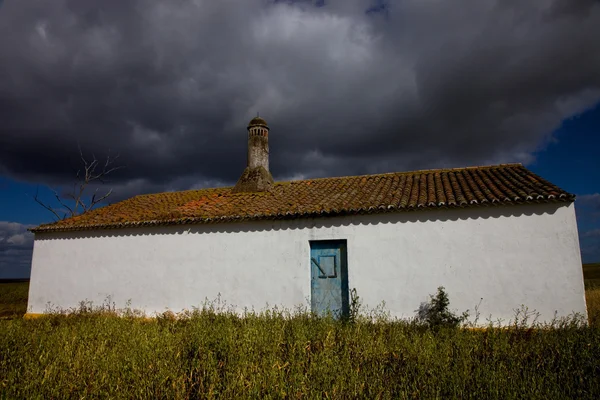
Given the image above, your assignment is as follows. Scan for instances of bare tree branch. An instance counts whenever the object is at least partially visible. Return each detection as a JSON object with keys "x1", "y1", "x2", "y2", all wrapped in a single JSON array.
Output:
[
  {"x1": 52, "y1": 188, "x2": 74, "y2": 217},
  {"x1": 90, "y1": 188, "x2": 113, "y2": 208},
  {"x1": 29, "y1": 187, "x2": 62, "y2": 222},
  {"x1": 32, "y1": 145, "x2": 125, "y2": 220}
]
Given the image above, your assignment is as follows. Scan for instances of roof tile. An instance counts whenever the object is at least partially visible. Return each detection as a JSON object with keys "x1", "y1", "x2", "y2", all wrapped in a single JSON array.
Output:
[{"x1": 31, "y1": 163, "x2": 575, "y2": 233}]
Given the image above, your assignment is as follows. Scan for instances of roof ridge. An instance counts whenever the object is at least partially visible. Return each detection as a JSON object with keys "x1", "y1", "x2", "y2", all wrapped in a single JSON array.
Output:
[
  {"x1": 273, "y1": 163, "x2": 525, "y2": 185},
  {"x1": 132, "y1": 163, "x2": 526, "y2": 198},
  {"x1": 133, "y1": 186, "x2": 229, "y2": 198}
]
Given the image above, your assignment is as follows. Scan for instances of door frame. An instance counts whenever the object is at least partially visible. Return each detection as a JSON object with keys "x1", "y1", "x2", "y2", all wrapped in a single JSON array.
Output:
[{"x1": 309, "y1": 239, "x2": 350, "y2": 318}]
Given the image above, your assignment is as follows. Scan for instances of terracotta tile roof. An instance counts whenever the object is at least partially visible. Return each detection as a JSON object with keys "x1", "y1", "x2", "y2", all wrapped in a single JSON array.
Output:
[{"x1": 31, "y1": 163, "x2": 575, "y2": 233}]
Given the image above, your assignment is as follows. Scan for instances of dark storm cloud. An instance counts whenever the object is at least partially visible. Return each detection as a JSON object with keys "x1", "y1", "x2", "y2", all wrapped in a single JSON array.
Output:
[
  {"x1": 0, "y1": 222, "x2": 33, "y2": 278},
  {"x1": 1, "y1": 0, "x2": 600, "y2": 198}
]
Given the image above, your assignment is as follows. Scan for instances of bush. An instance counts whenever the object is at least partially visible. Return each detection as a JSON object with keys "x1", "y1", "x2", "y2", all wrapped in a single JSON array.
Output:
[{"x1": 416, "y1": 286, "x2": 468, "y2": 329}]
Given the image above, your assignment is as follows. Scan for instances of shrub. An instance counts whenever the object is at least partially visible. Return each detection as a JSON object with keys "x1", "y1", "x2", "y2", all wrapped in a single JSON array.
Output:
[{"x1": 415, "y1": 286, "x2": 468, "y2": 329}]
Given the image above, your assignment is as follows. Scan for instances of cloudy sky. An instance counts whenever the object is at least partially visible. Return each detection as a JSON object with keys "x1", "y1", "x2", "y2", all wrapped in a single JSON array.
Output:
[{"x1": 1, "y1": 0, "x2": 600, "y2": 278}]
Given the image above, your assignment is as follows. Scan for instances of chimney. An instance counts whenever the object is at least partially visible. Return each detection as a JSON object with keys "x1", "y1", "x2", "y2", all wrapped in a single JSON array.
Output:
[{"x1": 232, "y1": 115, "x2": 274, "y2": 193}]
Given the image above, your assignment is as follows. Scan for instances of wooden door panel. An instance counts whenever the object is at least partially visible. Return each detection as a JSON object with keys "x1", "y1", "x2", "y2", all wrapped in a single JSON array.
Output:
[{"x1": 310, "y1": 240, "x2": 349, "y2": 318}]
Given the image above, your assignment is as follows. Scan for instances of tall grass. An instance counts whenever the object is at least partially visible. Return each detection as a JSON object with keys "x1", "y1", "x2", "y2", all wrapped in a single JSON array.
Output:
[
  {"x1": 1, "y1": 274, "x2": 599, "y2": 399},
  {"x1": 1, "y1": 305, "x2": 599, "y2": 399}
]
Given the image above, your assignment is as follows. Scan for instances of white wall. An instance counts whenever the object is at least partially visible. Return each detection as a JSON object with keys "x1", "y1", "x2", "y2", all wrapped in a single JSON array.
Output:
[{"x1": 28, "y1": 202, "x2": 587, "y2": 325}]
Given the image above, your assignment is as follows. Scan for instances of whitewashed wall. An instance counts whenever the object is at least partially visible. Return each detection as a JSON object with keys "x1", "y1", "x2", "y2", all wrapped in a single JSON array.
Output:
[{"x1": 28, "y1": 202, "x2": 587, "y2": 325}]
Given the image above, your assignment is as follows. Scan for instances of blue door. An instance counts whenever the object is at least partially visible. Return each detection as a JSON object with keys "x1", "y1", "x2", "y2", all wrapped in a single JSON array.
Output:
[{"x1": 310, "y1": 240, "x2": 349, "y2": 318}]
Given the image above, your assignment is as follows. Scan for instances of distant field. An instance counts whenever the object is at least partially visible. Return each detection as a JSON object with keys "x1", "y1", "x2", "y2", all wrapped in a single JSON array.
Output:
[
  {"x1": 583, "y1": 263, "x2": 600, "y2": 288},
  {"x1": 584, "y1": 263, "x2": 600, "y2": 326},
  {"x1": 0, "y1": 281, "x2": 29, "y2": 319},
  {"x1": 583, "y1": 262, "x2": 600, "y2": 276}
]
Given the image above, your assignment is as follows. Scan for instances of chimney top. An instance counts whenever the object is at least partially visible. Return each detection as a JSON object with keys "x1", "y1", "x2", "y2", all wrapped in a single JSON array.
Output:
[
  {"x1": 232, "y1": 115, "x2": 274, "y2": 193},
  {"x1": 248, "y1": 116, "x2": 269, "y2": 129}
]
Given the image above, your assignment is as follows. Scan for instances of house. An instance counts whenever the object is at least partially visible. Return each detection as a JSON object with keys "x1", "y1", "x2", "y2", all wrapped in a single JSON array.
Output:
[{"x1": 27, "y1": 116, "x2": 588, "y2": 324}]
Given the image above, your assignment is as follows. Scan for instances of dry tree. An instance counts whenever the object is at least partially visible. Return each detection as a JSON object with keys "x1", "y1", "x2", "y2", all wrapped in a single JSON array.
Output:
[{"x1": 33, "y1": 145, "x2": 124, "y2": 221}]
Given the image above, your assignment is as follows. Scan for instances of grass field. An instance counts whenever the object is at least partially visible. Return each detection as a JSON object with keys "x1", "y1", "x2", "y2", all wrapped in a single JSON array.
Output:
[
  {"x1": 0, "y1": 281, "x2": 29, "y2": 319},
  {"x1": 0, "y1": 266, "x2": 598, "y2": 398}
]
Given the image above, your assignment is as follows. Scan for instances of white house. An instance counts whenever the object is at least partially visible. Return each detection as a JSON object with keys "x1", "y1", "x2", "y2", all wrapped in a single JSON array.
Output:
[{"x1": 27, "y1": 117, "x2": 588, "y2": 324}]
